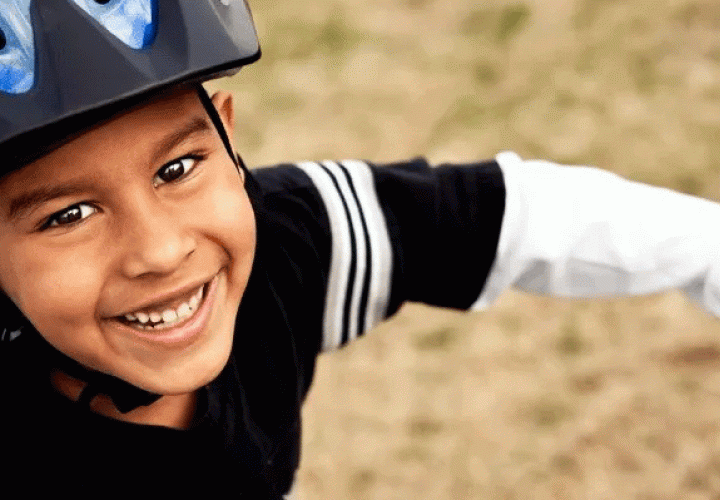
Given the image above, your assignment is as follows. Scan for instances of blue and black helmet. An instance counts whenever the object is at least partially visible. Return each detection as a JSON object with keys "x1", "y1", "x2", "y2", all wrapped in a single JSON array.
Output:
[{"x1": 0, "y1": 0, "x2": 260, "y2": 175}]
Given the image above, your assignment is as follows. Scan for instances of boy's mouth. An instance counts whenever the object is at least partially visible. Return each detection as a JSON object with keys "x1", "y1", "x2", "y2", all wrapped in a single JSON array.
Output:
[
  {"x1": 108, "y1": 271, "x2": 223, "y2": 347},
  {"x1": 116, "y1": 282, "x2": 208, "y2": 331}
]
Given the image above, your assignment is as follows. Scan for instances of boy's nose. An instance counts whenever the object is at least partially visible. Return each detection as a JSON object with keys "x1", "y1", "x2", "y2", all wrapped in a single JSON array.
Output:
[{"x1": 119, "y1": 208, "x2": 196, "y2": 279}]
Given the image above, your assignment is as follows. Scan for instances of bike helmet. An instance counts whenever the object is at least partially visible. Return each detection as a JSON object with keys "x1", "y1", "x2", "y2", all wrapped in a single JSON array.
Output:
[
  {"x1": 0, "y1": 0, "x2": 260, "y2": 173},
  {"x1": 0, "y1": 0, "x2": 261, "y2": 412}
]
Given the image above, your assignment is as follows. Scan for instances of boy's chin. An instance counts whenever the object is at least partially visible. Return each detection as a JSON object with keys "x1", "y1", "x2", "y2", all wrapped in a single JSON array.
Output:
[
  {"x1": 123, "y1": 306, "x2": 239, "y2": 396},
  {"x1": 128, "y1": 346, "x2": 233, "y2": 396}
]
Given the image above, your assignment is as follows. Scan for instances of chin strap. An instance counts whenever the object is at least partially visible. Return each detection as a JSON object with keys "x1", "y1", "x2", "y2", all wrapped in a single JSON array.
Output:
[
  {"x1": 8, "y1": 325, "x2": 161, "y2": 413},
  {"x1": 64, "y1": 358, "x2": 163, "y2": 414},
  {"x1": 196, "y1": 85, "x2": 240, "y2": 169},
  {"x1": 33, "y1": 329, "x2": 162, "y2": 413},
  {"x1": 0, "y1": 296, "x2": 156, "y2": 413}
]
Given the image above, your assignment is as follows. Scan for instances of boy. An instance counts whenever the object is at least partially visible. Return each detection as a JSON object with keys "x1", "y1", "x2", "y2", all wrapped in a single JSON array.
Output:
[{"x1": 1, "y1": 0, "x2": 719, "y2": 497}]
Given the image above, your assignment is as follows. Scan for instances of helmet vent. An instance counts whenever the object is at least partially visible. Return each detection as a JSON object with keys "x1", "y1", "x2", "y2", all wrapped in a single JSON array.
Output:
[
  {"x1": 71, "y1": 0, "x2": 158, "y2": 50},
  {"x1": 0, "y1": 0, "x2": 35, "y2": 94}
]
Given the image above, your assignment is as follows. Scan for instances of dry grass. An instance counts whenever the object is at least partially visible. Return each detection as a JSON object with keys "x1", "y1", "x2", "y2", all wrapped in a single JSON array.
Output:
[{"x1": 212, "y1": 0, "x2": 720, "y2": 498}]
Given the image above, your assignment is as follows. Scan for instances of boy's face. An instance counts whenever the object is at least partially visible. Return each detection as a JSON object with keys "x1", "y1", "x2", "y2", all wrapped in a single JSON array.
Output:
[{"x1": 0, "y1": 86, "x2": 256, "y2": 395}]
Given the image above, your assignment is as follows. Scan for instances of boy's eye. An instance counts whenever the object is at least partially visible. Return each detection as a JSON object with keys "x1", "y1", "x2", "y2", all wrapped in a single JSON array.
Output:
[
  {"x1": 153, "y1": 157, "x2": 198, "y2": 186},
  {"x1": 44, "y1": 203, "x2": 98, "y2": 229}
]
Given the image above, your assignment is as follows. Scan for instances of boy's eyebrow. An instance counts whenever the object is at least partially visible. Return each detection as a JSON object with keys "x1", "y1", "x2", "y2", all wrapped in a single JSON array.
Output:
[
  {"x1": 5, "y1": 116, "x2": 215, "y2": 223},
  {"x1": 7, "y1": 184, "x2": 93, "y2": 222},
  {"x1": 149, "y1": 116, "x2": 214, "y2": 165}
]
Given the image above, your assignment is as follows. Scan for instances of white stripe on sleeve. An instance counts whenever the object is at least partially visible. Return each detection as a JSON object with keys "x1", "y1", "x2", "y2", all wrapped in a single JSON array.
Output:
[
  {"x1": 296, "y1": 161, "x2": 351, "y2": 350},
  {"x1": 341, "y1": 160, "x2": 393, "y2": 333},
  {"x1": 321, "y1": 160, "x2": 368, "y2": 343},
  {"x1": 295, "y1": 160, "x2": 393, "y2": 350}
]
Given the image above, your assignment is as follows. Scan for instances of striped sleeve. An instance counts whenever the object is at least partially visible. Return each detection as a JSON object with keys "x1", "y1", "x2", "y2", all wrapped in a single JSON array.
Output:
[
  {"x1": 288, "y1": 158, "x2": 506, "y2": 352},
  {"x1": 295, "y1": 160, "x2": 393, "y2": 351},
  {"x1": 253, "y1": 158, "x2": 506, "y2": 354},
  {"x1": 262, "y1": 152, "x2": 720, "y2": 357}
]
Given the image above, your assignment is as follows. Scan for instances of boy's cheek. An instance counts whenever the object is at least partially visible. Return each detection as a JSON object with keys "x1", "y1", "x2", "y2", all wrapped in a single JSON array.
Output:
[
  {"x1": 0, "y1": 238, "x2": 103, "y2": 329},
  {"x1": 201, "y1": 184, "x2": 256, "y2": 256},
  {"x1": 18, "y1": 264, "x2": 104, "y2": 333}
]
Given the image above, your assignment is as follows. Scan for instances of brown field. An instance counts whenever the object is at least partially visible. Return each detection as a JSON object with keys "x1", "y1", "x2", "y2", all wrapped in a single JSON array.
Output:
[{"x1": 212, "y1": 0, "x2": 720, "y2": 498}]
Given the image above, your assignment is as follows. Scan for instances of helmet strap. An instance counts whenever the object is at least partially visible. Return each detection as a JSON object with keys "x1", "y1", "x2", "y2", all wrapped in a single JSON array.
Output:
[
  {"x1": 196, "y1": 85, "x2": 242, "y2": 170},
  {"x1": 24, "y1": 327, "x2": 163, "y2": 413}
]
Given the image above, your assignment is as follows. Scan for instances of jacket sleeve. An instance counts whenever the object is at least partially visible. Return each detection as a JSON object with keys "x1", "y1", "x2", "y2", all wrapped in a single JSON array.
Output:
[
  {"x1": 259, "y1": 153, "x2": 720, "y2": 354},
  {"x1": 291, "y1": 157, "x2": 505, "y2": 351},
  {"x1": 474, "y1": 152, "x2": 720, "y2": 314}
]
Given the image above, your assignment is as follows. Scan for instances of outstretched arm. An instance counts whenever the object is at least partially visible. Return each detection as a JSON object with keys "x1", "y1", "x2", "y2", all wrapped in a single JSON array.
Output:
[
  {"x1": 475, "y1": 152, "x2": 720, "y2": 314},
  {"x1": 254, "y1": 153, "x2": 720, "y2": 355}
]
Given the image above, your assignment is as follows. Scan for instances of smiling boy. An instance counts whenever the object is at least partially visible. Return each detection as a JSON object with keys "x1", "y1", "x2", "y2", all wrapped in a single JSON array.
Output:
[
  {"x1": 2, "y1": 0, "x2": 720, "y2": 497},
  {"x1": 0, "y1": 86, "x2": 255, "y2": 428}
]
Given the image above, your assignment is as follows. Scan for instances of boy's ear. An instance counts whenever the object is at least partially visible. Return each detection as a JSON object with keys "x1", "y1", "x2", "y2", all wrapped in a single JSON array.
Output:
[{"x1": 211, "y1": 90, "x2": 236, "y2": 139}]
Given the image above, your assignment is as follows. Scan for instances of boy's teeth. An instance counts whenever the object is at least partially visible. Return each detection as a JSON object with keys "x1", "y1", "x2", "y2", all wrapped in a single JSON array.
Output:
[
  {"x1": 177, "y1": 302, "x2": 191, "y2": 319},
  {"x1": 162, "y1": 309, "x2": 177, "y2": 323},
  {"x1": 189, "y1": 293, "x2": 199, "y2": 310},
  {"x1": 122, "y1": 284, "x2": 205, "y2": 328}
]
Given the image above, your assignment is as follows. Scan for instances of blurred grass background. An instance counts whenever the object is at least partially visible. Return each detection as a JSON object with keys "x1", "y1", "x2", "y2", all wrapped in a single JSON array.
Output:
[{"x1": 210, "y1": 0, "x2": 720, "y2": 498}]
